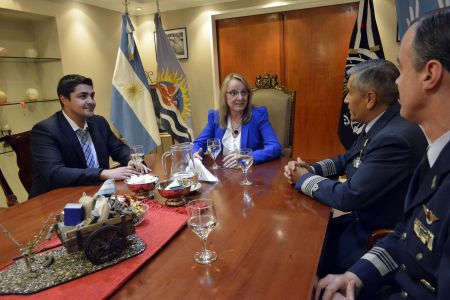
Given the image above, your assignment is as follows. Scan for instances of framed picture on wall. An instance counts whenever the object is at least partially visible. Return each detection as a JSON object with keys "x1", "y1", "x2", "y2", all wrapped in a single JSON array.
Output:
[{"x1": 155, "y1": 27, "x2": 188, "y2": 60}]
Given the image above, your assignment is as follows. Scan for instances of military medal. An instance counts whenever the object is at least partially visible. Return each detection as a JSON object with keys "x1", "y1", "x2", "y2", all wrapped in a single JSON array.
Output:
[
  {"x1": 352, "y1": 139, "x2": 368, "y2": 169},
  {"x1": 414, "y1": 218, "x2": 434, "y2": 251},
  {"x1": 423, "y1": 205, "x2": 439, "y2": 225},
  {"x1": 352, "y1": 156, "x2": 361, "y2": 168}
]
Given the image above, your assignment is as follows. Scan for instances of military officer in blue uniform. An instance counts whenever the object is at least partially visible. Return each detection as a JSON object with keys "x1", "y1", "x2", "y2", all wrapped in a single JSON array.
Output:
[
  {"x1": 315, "y1": 7, "x2": 450, "y2": 300},
  {"x1": 284, "y1": 59, "x2": 427, "y2": 277}
]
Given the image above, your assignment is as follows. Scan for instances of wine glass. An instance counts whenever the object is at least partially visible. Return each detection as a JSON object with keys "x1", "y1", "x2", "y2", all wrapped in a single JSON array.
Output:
[
  {"x1": 207, "y1": 138, "x2": 221, "y2": 169},
  {"x1": 237, "y1": 148, "x2": 254, "y2": 185},
  {"x1": 187, "y1": 199, "x2": 218, "y2": 264},
  {"x1": 131, "y1": 145, "x2": 144, "y2": 165}
]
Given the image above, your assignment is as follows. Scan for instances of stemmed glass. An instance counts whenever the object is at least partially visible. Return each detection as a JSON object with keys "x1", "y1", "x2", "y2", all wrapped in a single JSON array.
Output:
[
  {"x1": 237, "y1": 148, "x2": 254, "y2": 185},
  {"x1": 131, "y1": 145, "x2": 144, "y2": 165},
  {"x1": 207, "y1": 138, "x2": 221, "y2": 169},
  {"x1": 187, "y1": 199, "x2": 218, "y2": 264}
]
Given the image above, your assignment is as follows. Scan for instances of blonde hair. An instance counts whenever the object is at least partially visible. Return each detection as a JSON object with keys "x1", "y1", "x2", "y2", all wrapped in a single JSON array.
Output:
[{"x1": 219, "y1": 73, "x2": 253, "y2": 129}]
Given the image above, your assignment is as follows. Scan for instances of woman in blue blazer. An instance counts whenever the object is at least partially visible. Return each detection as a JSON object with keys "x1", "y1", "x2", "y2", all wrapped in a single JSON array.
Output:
[{"x1": 193, "y1": 73, "x2": 281, "y2": 168}]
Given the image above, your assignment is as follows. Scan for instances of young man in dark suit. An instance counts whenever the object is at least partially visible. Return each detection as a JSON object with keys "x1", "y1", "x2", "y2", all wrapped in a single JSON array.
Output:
[
  {"x1": 30, "y1": 74, "x2": 145, "y2": 198},
  {"x1": 315, "y1": 7, "x2": 450, "y2": 300},
  {"x1": 284, "y1": 60, "x2": 427, "y2": 277}
]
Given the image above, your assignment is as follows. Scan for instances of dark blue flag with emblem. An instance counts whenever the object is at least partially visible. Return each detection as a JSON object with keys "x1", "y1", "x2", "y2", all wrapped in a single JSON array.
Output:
[
  {"x1": 338, "y1": 0, "x2": 384, "y2": 149},
  {"x1": 396, "y1": 0, "x2": 450, "y2": 41},
  {"x1": 154, "y1": 12, "x2": 193, "y2": 143}
]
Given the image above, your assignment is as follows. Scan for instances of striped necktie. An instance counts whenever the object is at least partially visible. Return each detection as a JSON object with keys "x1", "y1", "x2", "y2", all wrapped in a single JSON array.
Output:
[{"x1": 76, "y1": 129, "x2": 96, "y2": 168}]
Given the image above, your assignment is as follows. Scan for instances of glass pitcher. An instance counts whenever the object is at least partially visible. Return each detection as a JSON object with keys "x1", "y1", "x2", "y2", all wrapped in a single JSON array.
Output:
[{"x1": 162, "y1": 142, "x2": 198, "y2": 184}]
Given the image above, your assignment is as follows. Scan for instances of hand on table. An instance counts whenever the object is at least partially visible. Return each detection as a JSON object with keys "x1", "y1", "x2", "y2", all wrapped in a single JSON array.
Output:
[
  {"x1": 194, "y1": 148, "x2": 203, "y2": 160},
  {"x1": 128, "y1": 160, "x2": 151, "y2": 174},
  {"x1": 100, "y1": 166, "x2": 141, "y2": 180},
  {"x1": 283, "y1": 157, "x2": 314, "y2": 184},
  {"x1": 222, "y1": 152, "x2": 239, "y2": 169},
  {"x1": 314, "y1": 272, "x2": 362, "y2": 300}
]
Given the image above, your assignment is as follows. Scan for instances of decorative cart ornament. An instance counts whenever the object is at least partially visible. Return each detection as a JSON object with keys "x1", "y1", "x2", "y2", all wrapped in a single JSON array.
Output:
[
  {"x1": 25, "y1": 88, "x2": 40, "y2": 101},
  {"x1": 24, "y1": 48, "x2": 38, "y2": 58},
  {"x1": 0, "y1": 47, "x2": 7, "y2": 56},
  {"x1": 0, "y1": 192, "x2": 146, "y2": 295}
]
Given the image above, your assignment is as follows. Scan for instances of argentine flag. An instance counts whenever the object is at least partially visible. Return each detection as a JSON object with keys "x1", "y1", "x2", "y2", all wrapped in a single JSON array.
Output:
[{"x1": 111, "y1": 14, "x2": 161, "y2": 153}]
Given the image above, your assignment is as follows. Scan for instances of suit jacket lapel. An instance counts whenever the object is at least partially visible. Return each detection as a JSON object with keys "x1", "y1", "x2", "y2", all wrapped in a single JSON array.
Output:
[
  {"x1": 241, "y1": 122, "x2": 249, "y2": 149},
  {"x1": 347, "y1": 102, "x2": 401, "y2": 159},
  {"x1": 57, "y1": 112, "x2": 86, "y2": 165},
  {"x1": 405, "y1": 142, "x2": 450, "y2": 213}
]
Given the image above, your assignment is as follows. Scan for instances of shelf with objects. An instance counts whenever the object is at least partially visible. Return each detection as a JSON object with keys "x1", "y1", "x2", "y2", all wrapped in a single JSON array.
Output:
[{"x1": 0, "y1": 8, "x2": 64, "y2": 207}]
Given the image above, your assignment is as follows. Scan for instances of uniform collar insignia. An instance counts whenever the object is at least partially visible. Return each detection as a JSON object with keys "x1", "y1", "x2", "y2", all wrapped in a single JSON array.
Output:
[
  {"x1": 431, "y1": 175, "x2": 437, "y2": 189},
  {"x1": 423, "y1": 205, "x2": 439, "y2": 225}
]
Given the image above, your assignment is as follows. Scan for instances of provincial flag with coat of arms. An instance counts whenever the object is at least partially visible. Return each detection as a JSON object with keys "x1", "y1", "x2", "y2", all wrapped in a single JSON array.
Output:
[
  {"x1": 154, "y1": 12, "x2": 194, "y2": 143},
  {"x1": 337, "y1": 0, "x2": 384, "y2": 150},
  {"x1": 111, "y1": 13, "x2": 161, "y2": 154}
]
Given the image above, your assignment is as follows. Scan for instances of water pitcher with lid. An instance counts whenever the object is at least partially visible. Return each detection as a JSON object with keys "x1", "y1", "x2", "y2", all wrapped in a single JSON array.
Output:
[{"x1": 162, "y1": 142, "x2": 198, "y2": 184}]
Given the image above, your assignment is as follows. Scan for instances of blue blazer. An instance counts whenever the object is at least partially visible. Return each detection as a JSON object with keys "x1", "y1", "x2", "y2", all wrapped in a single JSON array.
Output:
[
  {"x1": 30, "y1": 111, "x2": 130, "y2": 198},
  {"x1": 192, "y1": 106, "x2": 282, "y2": 164},
  {"x1": 296, "y1": 102, "x2": 427, "y2": 268},
  {"x1": 350, "y1": 141, "x2": 450, "y2": 299}
]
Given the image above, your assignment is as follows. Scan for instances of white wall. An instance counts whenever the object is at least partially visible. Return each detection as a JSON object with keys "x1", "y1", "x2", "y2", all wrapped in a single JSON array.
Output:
[{"x1": 0, "y1": 0, "x2": 398, "y2": 206}]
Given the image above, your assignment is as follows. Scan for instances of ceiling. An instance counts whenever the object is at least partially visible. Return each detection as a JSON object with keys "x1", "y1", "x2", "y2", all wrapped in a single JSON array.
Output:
[{"x1": 72, "y1": 0, "x2": 239, "y2": 15}]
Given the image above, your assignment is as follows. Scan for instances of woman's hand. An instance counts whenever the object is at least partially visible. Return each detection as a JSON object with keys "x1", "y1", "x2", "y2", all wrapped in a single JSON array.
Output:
[
  {"x1": 194, "y1": 148, "x2": 203, "y2": 160},
  {"x1": 222, "y1": 152, "x2": 239, "y2": 169}
]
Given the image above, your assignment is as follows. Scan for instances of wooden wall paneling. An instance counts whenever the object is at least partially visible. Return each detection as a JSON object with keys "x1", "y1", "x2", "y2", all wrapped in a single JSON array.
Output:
[
  {"x1": 216, "y1": 13, "x2": 284, "y2": 87},
  {"x1": 285, "y1": 3, "x2": 358, "y2": 162}
]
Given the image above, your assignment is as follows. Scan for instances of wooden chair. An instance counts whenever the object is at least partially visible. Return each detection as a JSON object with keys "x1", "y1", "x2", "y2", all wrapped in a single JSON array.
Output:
[
  {"x1": 0, "y1": 131, "x2": 33, "y2": 206},
  {"x1": 0, "y1": 168, "x2": 18, "y2": 207},
  {"x1": 252, "y1": 74, "x2": 296, "y2": 157},
  {"x1": 367, "y1": 228, "x2": 394, "y2": 249}
]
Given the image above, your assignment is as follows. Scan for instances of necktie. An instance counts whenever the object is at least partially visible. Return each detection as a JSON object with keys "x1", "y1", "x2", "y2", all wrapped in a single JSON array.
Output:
[{"x1": 76, "y1": 129, "x2": 96, "y2": 168}]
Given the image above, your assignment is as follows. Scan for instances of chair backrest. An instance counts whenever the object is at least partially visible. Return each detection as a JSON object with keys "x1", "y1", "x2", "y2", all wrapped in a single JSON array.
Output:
[
  {"x1": 252, "y1": 74, "x2": 296, "y2": 157},
  {"x1": 3, "y1": 131, "x2": 33, "y2": 195}
]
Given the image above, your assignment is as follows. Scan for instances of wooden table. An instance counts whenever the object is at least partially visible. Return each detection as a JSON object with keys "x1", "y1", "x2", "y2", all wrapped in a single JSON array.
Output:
[{"x1": 0, "y1": 155, "x2": 331, "y2": 299}]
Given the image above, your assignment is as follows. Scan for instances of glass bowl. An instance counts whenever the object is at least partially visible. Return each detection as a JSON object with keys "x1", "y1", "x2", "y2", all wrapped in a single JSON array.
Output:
[{"x1": 133, "y1": 203, "x2": 149, "y2": 226}]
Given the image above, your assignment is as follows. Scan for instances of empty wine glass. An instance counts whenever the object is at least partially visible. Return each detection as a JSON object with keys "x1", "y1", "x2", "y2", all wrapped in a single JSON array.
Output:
[
  {"x1": 237, "y1": 148, "x2": 254, "y2": 185},
  {"x1": 187, "y1": 199, "x2": 218, "y2": 264},
  {"x1": 207, "y1": 138, "x2": 221, "y2": 169},
  {"x1": 131, "y1": 145, "x2": 144, "y2": 165}
]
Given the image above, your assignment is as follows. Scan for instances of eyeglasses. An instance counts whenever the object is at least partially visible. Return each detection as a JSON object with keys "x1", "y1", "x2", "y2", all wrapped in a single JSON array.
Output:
[{"x1": 226, "y1": 90, "x2": 249, "y2": 98}]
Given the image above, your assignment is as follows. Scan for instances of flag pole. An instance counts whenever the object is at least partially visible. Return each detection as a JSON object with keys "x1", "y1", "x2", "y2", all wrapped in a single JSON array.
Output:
[
  {"x1": 156, "y1": 0, "x2": 160, "y2": 14},
  {"x1": 122, "y1": 0, "x2": 129, "y2": 14}
]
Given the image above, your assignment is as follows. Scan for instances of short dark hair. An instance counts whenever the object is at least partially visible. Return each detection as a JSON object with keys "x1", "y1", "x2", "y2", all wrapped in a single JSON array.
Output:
[
  {"x1": 411, "y1": 7, "x2": 450, "y2": 72},
  {"x1": 57, "y1": 74, "x2": 93, "y2": 106},
  {"x1": 347, "y1": 59, "x2": 400, "y2": 106}
]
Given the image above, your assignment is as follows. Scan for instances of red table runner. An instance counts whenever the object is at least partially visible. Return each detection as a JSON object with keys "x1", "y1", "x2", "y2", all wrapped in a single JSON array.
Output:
[{"x1": 0, "y1": 201, "x2": 187, "y2": 300}]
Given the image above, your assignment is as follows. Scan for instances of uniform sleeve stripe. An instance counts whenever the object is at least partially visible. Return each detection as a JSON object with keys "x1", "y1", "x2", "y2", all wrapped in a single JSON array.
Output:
[
  {"x1": 301, "y1": 175, "x2": 327, "y2": 197},
  {"x1": 317, "y1": 159, "x2": 336, "y2": 177},
  {"x1": 361, "y1": 246, "x2": 398, "y2": 276},
  {"x1": 370, "y1": 247, "x2": 397, "y2": 270}
]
